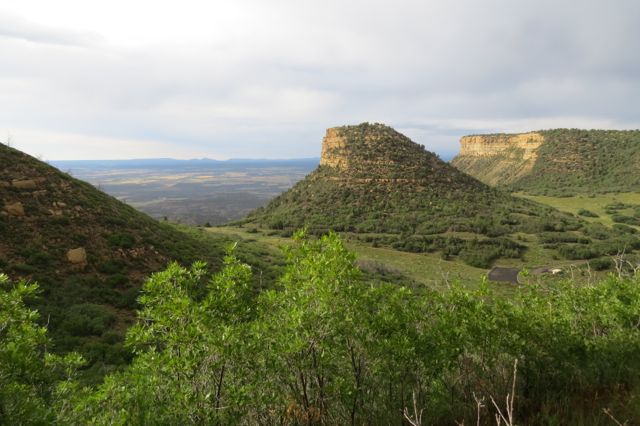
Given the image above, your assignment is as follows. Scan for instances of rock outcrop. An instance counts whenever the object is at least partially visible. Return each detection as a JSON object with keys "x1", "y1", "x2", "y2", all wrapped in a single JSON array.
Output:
[
  {"x1": 317, "y1": 123, "x2": 448, "y2": 183},
  {"x1": 458, "y1": 133, "x2": 544, "y2": 160},
  {"x1": 12, "y1": 179, "x2": 38, "y2": 189},
  {"x1": 452, "y1": 129, "x2": 640, "y2": 194},
  {"x1": 319, "y1": 128, "x2": 349, "y2": 169},
  {"x1": 5, "y1": 201, "x2": 25, "y2": 217},
  {"x1": 66, "y1": 247, "x2": 87, "y2": 264},
  {"x1": 451, "y1": 133, "x2": 545, "y2": 186}
]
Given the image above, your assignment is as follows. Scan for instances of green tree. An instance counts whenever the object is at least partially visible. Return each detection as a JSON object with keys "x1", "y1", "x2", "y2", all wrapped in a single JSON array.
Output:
[
  {"x1": 64, "y1": 247, "x2": 255, "y2": 425},
  {"x1": 58, "y1": 232, "x2": 640, "y2": 425},
  {"x1": 0, "y1": 273, "x2": 83, "y2": 425}
]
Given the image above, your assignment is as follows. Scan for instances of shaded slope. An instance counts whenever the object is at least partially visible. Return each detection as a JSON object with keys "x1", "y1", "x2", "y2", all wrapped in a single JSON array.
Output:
[{"x1": 0, "y1": 143, "x2": 233, "y2": 378}]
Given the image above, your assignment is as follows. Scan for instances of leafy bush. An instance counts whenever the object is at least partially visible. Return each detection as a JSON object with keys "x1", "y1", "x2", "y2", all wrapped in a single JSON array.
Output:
[
  {"x1": 97, "y1": 260, "x2": 126, "y2": 274},
  {"x1": 27, "y1": 251, "x2": 54, "y2": 267},
  {"x1": 6, "y1": 233, "x2": 640, "y2": 424},
  {"x1": 105, "y1": 273, "x2": 128, "y2": 288},
  {"x1": 59, "y1": 304, "x2": 116, "y2": 337},
  {"x1": 612, "y1": 214, "x2": 640, "y2": 226},
  {"x1": 0, "y1": 273, "x2": 84, "y2": 424},
  {"x1": 577, "y1": 208, "x2": 599, "y2": 217},
  {"x1": 107, "y1": 233, "x2": 135, "y2": 248},
  {"x1": 12, "y1": 263, "x2": 37, "y2": 274},
  {"x1": 582, "y1": 222, "x2": 614, "y2": 240},
  {"x1": 613, "y1": 223, "x2": 638, "y2": 234},
  {"x1": 588, "y1": 257, "x2": 613, "y2": 271},
  {"x1": 559, "y1": 244, "x2": 602, "y2": 260},
  {"x1": 59, "y1": 233, "x2": 640, "y2": 425},
  {"x1": 539, "y1": 232, "x2": 590, "y2": 244}
]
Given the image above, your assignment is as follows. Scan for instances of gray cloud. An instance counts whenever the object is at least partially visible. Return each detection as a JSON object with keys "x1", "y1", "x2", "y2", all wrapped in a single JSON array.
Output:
[{"x1": 1, "y1": 0, "x2": 639, "y2": 160}]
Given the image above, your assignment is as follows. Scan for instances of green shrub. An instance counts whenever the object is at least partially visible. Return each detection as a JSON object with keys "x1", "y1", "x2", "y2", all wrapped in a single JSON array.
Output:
[
  {"x1": 612, "y1": 215, "x2": 640, "y2": 226},
  {"x1": 97, "y1": 260, "x2": 126, "y2": 274},
  {"x1": 12, "y1": 263, "x2": 37, "y2": 274},
  {"x1": 588, "y1": 257, "x2": 613, "y2": 271},
  {"x1": 27, "y1": 251, "x2": 53, "y2": 266},
  {"x1": 577, "y1": 208, "x2": 599, "y2": 217},
  {"x1": 107, "y1": 233, "x2": 135, "y2": 248},
  {"x1": 582, "y1": 223, "x2": 613, "y2": 240},
  {"x1": 539, "y1": 232, "x2": 590, "y2": 244},
  {"x1": 57, "y1": 233, "x2": 640, "y2": 425},
  {"x1": 613, "y1": 223, "x2": 638, "y2": 234},
  {"x1": 51, "y1": 217, "x2": 71, "y2": 226},
  {"x1": 558, "y1": 244, "x2": 599, "y2": 260},
  {"x1": 105, "y1": 273, "x2": 128, "y2": 288},
  {"x1": 59, "y1": 303, "x2": 116, "y2": 337}
]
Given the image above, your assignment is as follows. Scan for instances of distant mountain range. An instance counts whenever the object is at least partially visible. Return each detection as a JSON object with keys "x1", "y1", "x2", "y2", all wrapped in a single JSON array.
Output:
[{"x1": 51, "y1": 157, "x2": 320, "y2": 171}]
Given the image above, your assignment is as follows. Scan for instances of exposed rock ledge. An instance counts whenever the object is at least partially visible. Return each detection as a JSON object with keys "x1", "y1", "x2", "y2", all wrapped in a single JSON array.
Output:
[
  {"x1": 320, "y1": 127, "x2": 349, "y2": 169},
  {"x1": 451, "y1": 132, "x2": 546, "y2": 186},
  {"x1": 458, "y1": 133, "x2": 544, "y2": 160}
]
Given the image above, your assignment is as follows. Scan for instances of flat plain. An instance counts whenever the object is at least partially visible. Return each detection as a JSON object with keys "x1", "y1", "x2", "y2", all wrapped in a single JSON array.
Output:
[{"x1": 51, "y1": 158, "x2": 318, "y2": 225}]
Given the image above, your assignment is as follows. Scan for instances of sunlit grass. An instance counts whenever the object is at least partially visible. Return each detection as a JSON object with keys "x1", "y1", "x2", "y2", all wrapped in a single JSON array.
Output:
[{"x1": 516, "y1": 192, "x2": 640, "y2": 228}]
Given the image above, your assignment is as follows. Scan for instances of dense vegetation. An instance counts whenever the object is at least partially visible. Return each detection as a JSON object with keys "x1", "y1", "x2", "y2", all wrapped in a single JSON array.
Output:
[
  {"x1": 453, "y1": 129, "x2": 640, "y2": 196},
  {"x1": 3, "y1": 232, "x2": 640, "y2": 425},
  {"x1": 0, "y1": 143, "x2": 285, "y2": 381}
]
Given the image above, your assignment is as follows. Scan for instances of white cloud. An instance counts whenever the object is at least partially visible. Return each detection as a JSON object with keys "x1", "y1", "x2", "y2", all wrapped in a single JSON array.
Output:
[
  {"x1": 3, "y1": 128, "x2": 218, "y2": 161},
  {"x1": 0, "y1": 0, "x2": 639, "y2": 159}
]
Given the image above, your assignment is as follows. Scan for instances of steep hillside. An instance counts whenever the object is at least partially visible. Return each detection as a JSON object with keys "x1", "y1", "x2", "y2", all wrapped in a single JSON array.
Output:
[
  {"x1": 0, "y1": 143, "x2": 236, "y2": 378},
  {"x1": 452, "y1": 129, "x2": 640, "y2": 195},
  {"x1": 244, "y1": 124, "x2": 610, "y2": 268}
]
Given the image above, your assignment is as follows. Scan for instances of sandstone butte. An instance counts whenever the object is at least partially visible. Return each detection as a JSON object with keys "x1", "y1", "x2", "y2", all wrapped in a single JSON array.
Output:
[
  {"x1": 315, "y1": 123, "x2": 458, "y2": 185},
  {"x1": 245, "y1": 122, "x2": 539, "y2": 234}
]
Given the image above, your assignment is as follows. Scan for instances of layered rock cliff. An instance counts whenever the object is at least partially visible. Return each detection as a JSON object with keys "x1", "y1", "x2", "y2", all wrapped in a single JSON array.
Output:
[
  {"x1": 451, "y1": 129, "x2": 640, "y2": 194},
  {"x1": 319, "y1": 127, "x2": 349, "y2": 169},
  {"x1": 317, "y1": 123, "x2": 454, "y2": 183},
  {"x1": 451, "y1": 133, "x2": 545, "y2": 186},
  {"x1": 458, "y1": 133, "x2": 544, "y2": 159}
]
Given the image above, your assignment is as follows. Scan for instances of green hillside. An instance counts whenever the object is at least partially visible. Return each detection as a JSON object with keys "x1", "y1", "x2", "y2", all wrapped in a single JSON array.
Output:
[
  {"x1": 452, "y1": 129, "x2": 640, "y2": 195},
  {"x1": 244, "y1": 123, "x2": 637, "y2": 269},
  {"x1": 0, "y1": 143, "x2": 281, "y2": 380}
]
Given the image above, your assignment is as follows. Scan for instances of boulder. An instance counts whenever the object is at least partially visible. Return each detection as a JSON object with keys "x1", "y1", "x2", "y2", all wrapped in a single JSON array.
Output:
[
  {"x1": 5, "y1": 201, "x2": 25, "y2": 217},
  {"x1": 67, "y1": 247, "x2": 87, "y2": 264}
]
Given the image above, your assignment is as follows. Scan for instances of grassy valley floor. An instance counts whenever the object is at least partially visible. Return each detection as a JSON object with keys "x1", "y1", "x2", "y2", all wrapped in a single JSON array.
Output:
[
  {"x1": 208, "y1": 225, "x2": 614, "y2": 293},
  {"x1": 516, "y1": 192, "x2": 640, "y2": 228}
]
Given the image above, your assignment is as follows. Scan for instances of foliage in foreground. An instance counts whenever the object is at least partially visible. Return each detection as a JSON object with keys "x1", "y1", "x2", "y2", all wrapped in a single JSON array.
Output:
[
  {"x1": 3, "y1": 233, "x2": 640, "y2": 424},
  {"x1": 0, "y1": 274, "x2": 83, "y2": 425}
]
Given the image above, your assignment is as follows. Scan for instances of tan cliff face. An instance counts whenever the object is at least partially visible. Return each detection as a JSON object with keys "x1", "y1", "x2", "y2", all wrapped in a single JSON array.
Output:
[
  {"x1": 319, "y1": 126, "x2": 397, "y2": 170},
  {"x1": 319, "y1": 124, "x2": 433, "y2": 175},
  {"x1": 452, "y1": 132, "x2": 545, "y2": 186},
  {"x1": 458, "y1": 133, "x2": 544, "y2": 160},
  {"x1": 320, "y1": 127, "x2": 349, "y2": 169}
]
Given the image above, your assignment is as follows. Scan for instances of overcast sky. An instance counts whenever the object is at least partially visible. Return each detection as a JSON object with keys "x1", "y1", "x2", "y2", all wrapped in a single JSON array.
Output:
[{"x1": 1, "y1": 0, "x2": 639, "y2": 160}]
